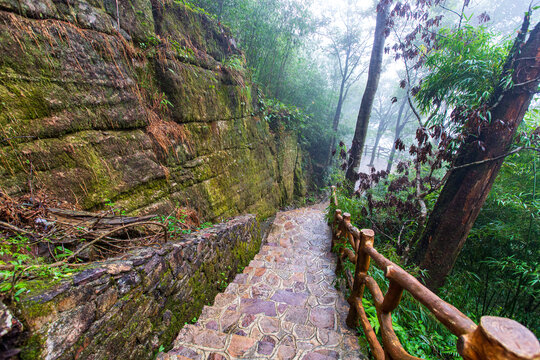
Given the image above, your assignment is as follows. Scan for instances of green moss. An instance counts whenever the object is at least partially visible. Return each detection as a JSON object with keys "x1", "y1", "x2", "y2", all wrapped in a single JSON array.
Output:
[
  {"x1": 20, "y1": 278, "x2": 59, "y2": 296},
  {"x1": 20, "y1": 333, "x2": 44, "y2": 360},
  {"x1": 21, "y1": 300, "x2": 54, "y2": 321},
  {"x1": 157, "y1": 221, "x2": 261, "y2": 351},
  {"x1": 112, "y1": 178, "x2": 170, "y2": 213}
]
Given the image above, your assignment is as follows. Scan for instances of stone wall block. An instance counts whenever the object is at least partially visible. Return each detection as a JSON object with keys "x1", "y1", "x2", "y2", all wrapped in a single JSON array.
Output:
[
  {"x1": 13, "y1": 214, "x2": 261, "y2": 359},
  {"x1": 73, "y1": 268, "x2": 108, "y2": 287},
  {"x1": 166, "y1": 246, "x2": 185, "y2": 277},
  {"x1": 44, "y1": 302, "x2": 97, "y2": 359},
  {"x1": 116, "y1": 271, "x2": 142, "y2": 295},
  {"x1": 95, "y1": 287, "x2": 119, "y2": 319},
  {"x1": 56, "y1": 285, "x2": 95, "y2": 313}
]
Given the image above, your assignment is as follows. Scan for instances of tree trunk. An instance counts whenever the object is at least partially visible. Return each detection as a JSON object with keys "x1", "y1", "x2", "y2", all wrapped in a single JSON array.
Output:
[
  {"x1": 410, "y1": 20, "x2": 540, "y2": 290},
  {"x1": 345, "y1": 1, "x2": 389, "y2": 184},
  {"x1": 387, "y1": 98, "x2": 408, "y2": 173},
  {"x1": 274, "y1": 42, "x2": 292, "y2": 98},
  {"x1": 368, "y1": 126, "x2": 384, "y2": 167},
  {"x1": 327, "y1": 70, "x2": 348, "y2": 166},
  {"x1": 217, "y1": 0, "x2": 224, "y2": 22}
]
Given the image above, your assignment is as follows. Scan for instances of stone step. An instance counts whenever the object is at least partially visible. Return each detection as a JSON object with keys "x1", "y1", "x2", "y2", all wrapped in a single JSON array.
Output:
[
  {"x1": 260, "y1": 243, "x2": 331, "y2": 257},
  {"x1": 165, "y1": 324, "x2": 299, "y2": 359},
  {"x1": 195, "y1": 307, "x2": 361, "y2": 354},
  {"x1": 226, "y1": 280, "x2": 340, "y2": 309},
  {"x1": 209, "y1": 289, "x2": 349, "y2": 334},
  {"x1": 246, "y1": 258, "x2": 335, "y2": 275},
  {"x1": 253, "y1": 249, "x2": 336, "y2": 267},
  {"x1": 258, "y1": 243, "x2": 334, "y2": 256},
  {"x1": 245, "y1": 257, "x2": 336, "y2": 278},
  {"x1": 233, "y1": 266, "x2": 338, "y2": 297}
]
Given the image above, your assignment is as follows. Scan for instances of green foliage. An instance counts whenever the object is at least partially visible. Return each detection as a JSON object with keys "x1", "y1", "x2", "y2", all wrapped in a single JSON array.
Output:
[
  {"x1": 169, "y1": 38, "x2": 195, "y2": 60},
  {"x1": 0, "y1": 235, "x2": 75, "y2": 302},
  {"x1": 153, "y1": 214, "x2": 213, "y2": 235},
  {"x1": 327, "y1": 168, "x2": 438, "y2": 252},
  {"x1": 104, "y1": 198, "x2": 127, "y2": 216},
  {"x1": 159, "y1": 94, "x2": 174, "y2": 111},
  {"x1": 261, "y1": 98, "x2": 308, "y2": 132},
  {"x1": 173, "y1": 0, "x2": 213, "y2": 17},
  {"x1": 416, "y1": 24, "x2": 511, "y2": 122},
  {"x1": 217, "y1": 266, "x2": 232, "y2": 291},
  {"x1": 222, "y1": 55, "x2": 245, "y2": 71},
  {"x1": 190, "y1": 0, "x2": 334, "y2": 170}
]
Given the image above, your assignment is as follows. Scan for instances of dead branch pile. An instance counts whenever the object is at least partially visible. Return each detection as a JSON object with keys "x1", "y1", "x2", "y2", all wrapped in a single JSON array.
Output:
[{"x1": 0, "y1": 191, "x2": 172, "y2": 270}]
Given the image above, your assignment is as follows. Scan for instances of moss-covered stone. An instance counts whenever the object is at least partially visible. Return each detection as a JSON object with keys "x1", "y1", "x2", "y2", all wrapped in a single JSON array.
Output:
[
  {"x1": 19, "y1": 333, "x2": 43, "y2": 360},
  {"x1": 9, "y1": 215, "x2": 261, "y2": 360},
  {"x1": 0, "y1": 0, "x2": 307, "y2": 221}
]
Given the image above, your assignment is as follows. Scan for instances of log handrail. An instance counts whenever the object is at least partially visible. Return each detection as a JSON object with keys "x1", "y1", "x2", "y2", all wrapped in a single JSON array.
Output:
[{"x1": 329, "y1": 186, "x2": 540, "y2": 360}]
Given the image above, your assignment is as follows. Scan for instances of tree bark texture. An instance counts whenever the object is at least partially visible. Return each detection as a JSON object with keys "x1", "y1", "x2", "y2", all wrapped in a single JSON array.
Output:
[
  {"x1": 345, "y1": 1, "x2": 389, "y2": 183},
  {"x1": 411, "y1": 21, "x2": 540, "y2": 290}
]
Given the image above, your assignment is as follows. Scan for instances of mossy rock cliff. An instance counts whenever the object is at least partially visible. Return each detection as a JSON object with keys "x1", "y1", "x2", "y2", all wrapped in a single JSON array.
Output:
[{"x1": 0, "y1": 0, "x2": 308, "y2": 220}]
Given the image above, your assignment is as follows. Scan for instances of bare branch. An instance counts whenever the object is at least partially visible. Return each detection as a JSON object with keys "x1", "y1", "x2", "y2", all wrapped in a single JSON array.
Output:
[{"x1": 451, "y1": 146, "x2": 539, "y2": 171}]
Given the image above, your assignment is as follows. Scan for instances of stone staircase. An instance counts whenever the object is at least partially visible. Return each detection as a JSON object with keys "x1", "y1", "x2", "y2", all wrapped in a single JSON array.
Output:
[{"x1": 158, "y1": 204, "x2": 366, "y2": 359}]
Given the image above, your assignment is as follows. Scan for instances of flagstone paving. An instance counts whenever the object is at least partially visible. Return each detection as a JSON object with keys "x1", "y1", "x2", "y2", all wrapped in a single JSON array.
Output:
[{"x1": 158, "y1": 203, "x2": 367, "y2": 359}]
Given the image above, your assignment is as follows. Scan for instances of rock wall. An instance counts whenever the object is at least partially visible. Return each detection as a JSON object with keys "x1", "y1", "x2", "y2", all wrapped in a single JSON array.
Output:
[
  {"x1": 0, "y1": 0, "x2": 307, "y2": 220},
  {"x1": 14, "y1": 215, "x2": 261, "y2": 360}
]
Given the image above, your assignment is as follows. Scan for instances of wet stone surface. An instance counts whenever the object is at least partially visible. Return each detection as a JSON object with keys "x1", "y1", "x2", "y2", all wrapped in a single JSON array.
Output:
[{"x1": 159, "y1": 204, "x2": 367, "y2": 359}]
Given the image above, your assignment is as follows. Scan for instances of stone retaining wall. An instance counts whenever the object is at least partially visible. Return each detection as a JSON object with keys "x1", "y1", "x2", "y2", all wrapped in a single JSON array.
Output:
[{"x1": 13, "y1": 215, "x2": 261, "y2": 360}]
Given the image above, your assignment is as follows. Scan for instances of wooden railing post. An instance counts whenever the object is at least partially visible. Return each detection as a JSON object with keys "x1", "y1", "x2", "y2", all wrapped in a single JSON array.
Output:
[
  {"x1": 382, "y1": 278, "x2": 404, "y2": 313},
  {"x1": 332, "y1": 209, "x2": 342, "y2": 249},
  {"x1": 346, "y1": 228, "x2": 374, "y2": 328},
  {"x1": 331, "y1": 185, "x2": 338, "y2": 207},
  {"x1": 334, "y1": 210, "x2": 344, "y2": 274},
  {"x1": 458, "y1": 316, "x2": 540, "y2": 360}
]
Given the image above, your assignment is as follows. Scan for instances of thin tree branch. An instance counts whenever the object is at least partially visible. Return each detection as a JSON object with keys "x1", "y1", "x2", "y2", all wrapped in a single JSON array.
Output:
[
  {"x1": 418, "y1": 146, "x2": 539, "y2": 198},
  {"x1": 451, "y1": 146, "x2": 539, "y2": 171},
  {"x1": 438, "y1": 4, "x2": 462, "y2": 18},
  {"x1": 513, "y1": 77, "x2": 540, "y2": 87},
  {"x1": 0, "y1": 221, "x2": 35, "y2": 236}
]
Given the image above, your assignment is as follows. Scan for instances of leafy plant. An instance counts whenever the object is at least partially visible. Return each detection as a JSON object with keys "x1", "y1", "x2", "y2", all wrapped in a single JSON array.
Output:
[
  {"x1": 0, "y1": 235, "x2": 76, "y2": 302},
  {"x1": 223, "y1": 55, "x2": 245, "y2": 71},
  {"x1": 261, "y1": 98, "x2": 309, "y2": 133},
  {"x1": 104, "y1": 198, "x2": 127, "y2": 216},
  {"x1": 159, "y1": 93, "x2": 174, "y2": 111},
  {"x1": 416, "y1": 24, "x2": 511, "y2": 124},
  {"x1": 169, "y1": 38, "x2": 195, "y2": 59}
]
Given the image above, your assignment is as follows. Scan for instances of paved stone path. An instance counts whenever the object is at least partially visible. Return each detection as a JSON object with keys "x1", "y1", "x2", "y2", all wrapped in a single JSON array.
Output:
[{"x1": 159, "y1": 204, "x2": 366, "y2": 359}]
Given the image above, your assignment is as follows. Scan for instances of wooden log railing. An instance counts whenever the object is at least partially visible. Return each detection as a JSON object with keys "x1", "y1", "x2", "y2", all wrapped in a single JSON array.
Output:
[{"x1": 329, "y1": 186, "x2": 540, "y2": 360}]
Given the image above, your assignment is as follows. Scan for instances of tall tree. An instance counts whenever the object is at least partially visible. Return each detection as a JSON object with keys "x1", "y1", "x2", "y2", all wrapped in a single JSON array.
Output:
[
  {"x1": 368, "y1": 95, "x2": 395, "y2": 167},
  {"x1": 386, "y1": 96, "x2": 412, "y2": 173},
  {"x1": 326, "y1": 1, "x2": 369, "y2": 166},
  {"x1": 411, "y1": 17, "x2": 540, "y2": 290},
  {"x1": 345, "y1": 0, "x2": 390, "y2": 184}
]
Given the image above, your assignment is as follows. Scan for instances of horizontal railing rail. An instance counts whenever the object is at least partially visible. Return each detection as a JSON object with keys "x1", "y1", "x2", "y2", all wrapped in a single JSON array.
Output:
[{"x1": 329, "y1": 186, "x2": 540, "y2": 360}]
